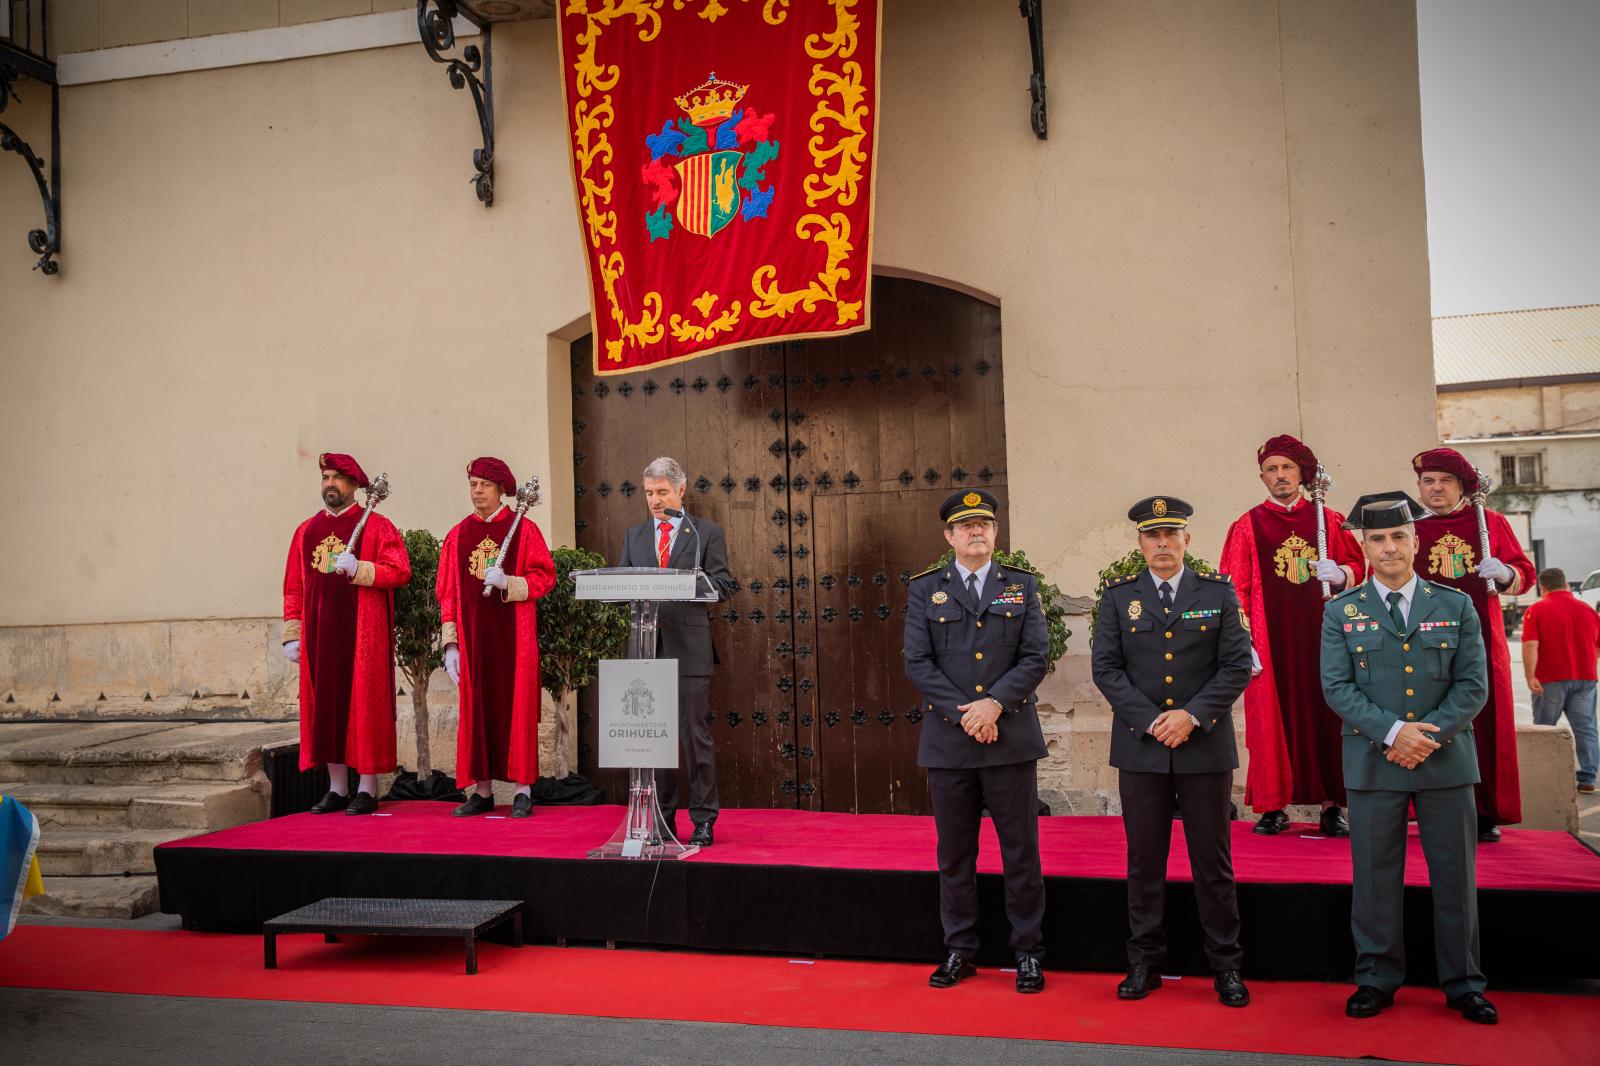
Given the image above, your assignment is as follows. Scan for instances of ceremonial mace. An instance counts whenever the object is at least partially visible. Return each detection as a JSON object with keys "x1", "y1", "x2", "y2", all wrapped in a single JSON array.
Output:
[
  {"x1": 345, "y1": 473, "x2": 391, "y2": 557},
  {"x1": 483, "y1": 476, "x2": 543, "y2": 597},
  {"x1": 1470, "y1": 466, "x2": 1497, "y2": 595},
  {"x1": 1311, "y1": 462, "x2": 1335, "y2": 600}
]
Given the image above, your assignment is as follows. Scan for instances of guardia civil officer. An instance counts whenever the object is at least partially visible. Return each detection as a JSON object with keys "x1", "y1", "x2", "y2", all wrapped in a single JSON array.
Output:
[
  {"x1": 1091, "y1": 497, "x2": 1252, "y2": 1006},
  {"x1": 1321, "y1": 492, "x2": 1495, "y2": 1023},
  {"x1": 904, "y1": 490, "x2": 1050, "y2": 994}
]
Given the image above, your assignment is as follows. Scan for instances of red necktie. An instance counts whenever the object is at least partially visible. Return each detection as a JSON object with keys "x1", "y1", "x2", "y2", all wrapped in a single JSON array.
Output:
[{"x1": 657, "y1": 520, "x2": 672, "y2": 567}]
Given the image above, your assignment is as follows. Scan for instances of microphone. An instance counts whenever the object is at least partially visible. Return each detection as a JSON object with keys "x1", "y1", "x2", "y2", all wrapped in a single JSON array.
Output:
[{"x1": 663, "y1": 507, "x2": 703, "y2": 573}]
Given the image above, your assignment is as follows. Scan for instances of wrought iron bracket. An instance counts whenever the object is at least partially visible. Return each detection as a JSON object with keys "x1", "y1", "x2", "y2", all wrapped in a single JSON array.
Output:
[
  {"x1": 1019, "y1": 0, "x2": 1047, "y2": 139},
  {"x1": 0, "y1": 62, "x2": 61, "y2": 274},
  {"x1": 418, "y1": 1, "x2": 495, "y2": 205}
]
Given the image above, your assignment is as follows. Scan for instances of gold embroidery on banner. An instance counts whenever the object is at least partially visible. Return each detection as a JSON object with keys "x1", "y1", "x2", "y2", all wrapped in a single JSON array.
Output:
[
  {"x1": 1272, "y1": 532, "x2": 1319, "y2": 585},
  {"x1": 670, "y1": 291, "x2": 743, "y2": 342},
  {"x1": 310, "y1": 534, "x2": 348, "y2": 575},
  {"x1": 1427, "y1": 533, "x2": 1477, "y2": 580},
  {"x1": 468, "y1": 537, "x2": 499, "y2": 581}
]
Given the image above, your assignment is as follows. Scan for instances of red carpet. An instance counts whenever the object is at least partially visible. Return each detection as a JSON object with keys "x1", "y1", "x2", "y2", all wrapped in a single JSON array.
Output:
[
  {"x1": 158, "y1": 802, "x2": 1600, "y2": 891},
  {"x1": 1, "y1": 924, "x2": 1594, "y2": 1064}
]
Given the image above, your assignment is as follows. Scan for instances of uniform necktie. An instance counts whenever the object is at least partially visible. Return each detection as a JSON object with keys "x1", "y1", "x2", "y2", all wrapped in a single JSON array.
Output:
[
  {"x1": 966, "y1": 572, "x2": 980, "y2": 612},
  {"x1": 1386, "y1": 590, "x2": 1406, "y2": 631},
  {"x1": 1159, "y1": 581, "x2": 1174, "y2": 613},
  {"x1": 657, "y1": 520, "x2": 672, "y2": 568}
]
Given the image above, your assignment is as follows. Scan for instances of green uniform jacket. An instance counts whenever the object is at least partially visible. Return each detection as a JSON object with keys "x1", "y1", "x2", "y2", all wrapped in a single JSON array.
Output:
[{"x1": 1319, "y1": 578, "x2": 1488, "y2": 792}]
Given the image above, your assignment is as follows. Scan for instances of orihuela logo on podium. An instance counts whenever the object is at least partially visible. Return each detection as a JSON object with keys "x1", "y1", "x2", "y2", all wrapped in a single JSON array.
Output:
[{"x1": 598, "y1": 659, "x2": 678, "y2": 768}]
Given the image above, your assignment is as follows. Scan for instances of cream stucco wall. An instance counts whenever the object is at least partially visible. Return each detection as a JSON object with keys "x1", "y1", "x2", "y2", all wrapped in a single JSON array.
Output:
[
  {"x1": 1438, "y1": 381, "x2": 1600, "y2": 439},
  {"x1": 2, "y1": 0, "x2": 1436, "y2": 654}
]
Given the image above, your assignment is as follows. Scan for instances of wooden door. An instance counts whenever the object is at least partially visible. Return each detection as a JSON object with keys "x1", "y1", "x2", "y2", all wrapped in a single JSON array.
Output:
[{"x1": 571, "y1": 276, "x2": 1006, "y2": 814}]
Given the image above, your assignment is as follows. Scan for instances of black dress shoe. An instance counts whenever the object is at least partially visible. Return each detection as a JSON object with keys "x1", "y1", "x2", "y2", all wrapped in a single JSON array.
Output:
[
  {"x1": 1117, "y1": 964, "x2": 1161, "y2": 1000},
  {"x1": 1253, "y1": 810, "x2": 1290, "y2": 835},
  {"x1": 1345, "y1": 985, "x2": 1394, "y2": 1018},
  {"x1": 1447, "y1": 991, "x2": 1499, "y2": 1024},
  {"x1": 309, "y1": 790, "x2": 349, "y2": 814},
  {"x1": 688, "y1": 822, "x2": 714, "y2": 846},
  {"x1": 1477, "y1": 817, "x2": 1501, "y2": 843},
  {"x1": 452, "y1": 792, "x2": 495, "y2": 817},
  {"x1": 1015, "y1": 953, "x2": 1045, "y2": 994},
  {"x1": 510, "y1": 793, "x2": 533, "y2": 819},
  {"x1": 929, "y1": 952, "x2": 977, "y2": 988},
  {"x1": 344, "y1": 791, "x2": 378, "y2": 815},
  {"x1": 1214, "y1": 969, "x2": 1249, "y2": 1007},
  {"x1": 1320, "y1": 806, "x2": 1351, "y2": 837}
]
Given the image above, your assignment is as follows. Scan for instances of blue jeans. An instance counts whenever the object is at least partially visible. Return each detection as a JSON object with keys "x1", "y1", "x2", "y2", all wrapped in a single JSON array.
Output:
[{"x1": 1533, "y1": 680, "x2": 1599, "y2": 786}]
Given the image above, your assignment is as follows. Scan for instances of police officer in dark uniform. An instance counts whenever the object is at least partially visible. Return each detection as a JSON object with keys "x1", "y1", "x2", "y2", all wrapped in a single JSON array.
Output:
[
  {"x1": 1092, "y1": 496, "x2": 1253, "y2": 1007},
  {"x1": 904, "y1": 489, "x2": 1051, "y2": 994}
]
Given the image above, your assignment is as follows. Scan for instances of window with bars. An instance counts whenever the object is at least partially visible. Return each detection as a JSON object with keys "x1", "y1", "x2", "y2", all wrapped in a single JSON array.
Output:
[{"x1": 1499, "y1": 453, "x2": 1542, "y2": 487}]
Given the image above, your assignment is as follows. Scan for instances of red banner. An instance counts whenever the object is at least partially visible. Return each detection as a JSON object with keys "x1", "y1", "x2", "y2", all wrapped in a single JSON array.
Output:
[{"x1": 558, "y1": 1, "x2": 880, "y2": 375}]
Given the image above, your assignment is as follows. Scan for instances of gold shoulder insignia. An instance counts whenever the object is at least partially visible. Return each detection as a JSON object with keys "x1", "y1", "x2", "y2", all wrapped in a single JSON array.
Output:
[
  {"x1": 1197, "y1": 571, "x2": 1230, "y2": 583},
  {"x1": 911, "y1": 562, "x2": 943, "y2": 579}
]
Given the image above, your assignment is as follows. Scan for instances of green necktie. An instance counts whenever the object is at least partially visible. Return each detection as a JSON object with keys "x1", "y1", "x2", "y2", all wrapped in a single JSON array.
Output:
[{"x1": 1386, "y1": 590, "x2": 1406, "y2": 631}]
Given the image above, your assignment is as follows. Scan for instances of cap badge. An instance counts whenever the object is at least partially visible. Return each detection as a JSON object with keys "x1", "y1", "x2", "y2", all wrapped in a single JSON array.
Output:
[
  {"x1": 963, "y1": 492, "x2": 981, "y2": 507},
  {"x1": 1153, "y1": 498, "x2": 1168, "y2": 517}
]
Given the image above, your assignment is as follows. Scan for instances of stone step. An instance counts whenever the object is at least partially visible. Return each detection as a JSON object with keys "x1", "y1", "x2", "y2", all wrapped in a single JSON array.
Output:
[
  {"x1": 20, "y1": 875, "x2": 161, "y2": 920},
  {"x1": 34, "y1": 827, "x2": 195, "y2": 876},
  {"x1": 0, "y1": 721, "x2": 298, "y2": 784},
  {"x1": 1, "y1": 779, "x2": 269, "y2": 831}
]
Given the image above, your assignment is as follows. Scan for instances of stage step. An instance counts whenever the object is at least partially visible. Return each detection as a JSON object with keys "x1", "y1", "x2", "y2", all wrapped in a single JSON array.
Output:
[
  {"x1": 0, "y1": 720, "x2": 296, "y2": 784},
  {"x1": 34, "y1": 828, "x2": 193, "y2": 876},
  {"x1": 21, "y1": 874, "x2": 161, "y2": 920},
  {"x1": 1, "y1": 779, "x2": 269, "y2": 830}
]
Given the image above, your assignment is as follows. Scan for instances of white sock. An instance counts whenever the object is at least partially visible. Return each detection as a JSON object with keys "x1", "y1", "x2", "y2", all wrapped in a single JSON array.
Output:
[
  {"x1": 476, "y1": 782, "x2": 494, "y2": 798},
  {"x1": 514, "y1": 784, "x2": 531, "y2": 798},
  {"x1": 326, "y1": 764, "x2": 349, "y2": 796},
  {"x1": 357, "y1": 773, "x2": 377, "y2": 796}
]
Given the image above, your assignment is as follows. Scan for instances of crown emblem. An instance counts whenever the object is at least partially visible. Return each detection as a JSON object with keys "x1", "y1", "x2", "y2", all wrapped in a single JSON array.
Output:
[
  {"x1": 963, "y1": 492, "x2": 982, "y2": 507},
  {"x1": 676, "y1": 72, "x2": 749, "y2": 127}
]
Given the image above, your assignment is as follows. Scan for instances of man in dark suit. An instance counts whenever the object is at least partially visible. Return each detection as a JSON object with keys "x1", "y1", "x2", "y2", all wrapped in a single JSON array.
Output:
[
  {"x1": 616, "y1": 456, "x2": 736, "y2": 846},
  {"x1": 904, "y1": 489, "x2": 1051, "y2": 994},
  {"x1": 1092, "y1": 496, "x2": 1253, "y2": 1007}
]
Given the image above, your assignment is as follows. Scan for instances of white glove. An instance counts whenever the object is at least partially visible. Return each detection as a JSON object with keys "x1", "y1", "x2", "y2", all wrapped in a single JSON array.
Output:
[
  {"x1": 444, "y1": 644, "x2": 461, "y2": 685},
  {"x1": 1314, "y1": 558, "x2": 1346, "y2": 586},
  {"x1": 483, "y1": 565, "x2": 509, "y2": 591},
  {"x1": 283, "y1": 639, "x2": 300, "y2": 664},
  {"x1": 1477, "y1": 556, "x2": 1514, "y2": 585},
  {"x1": 1249, "y1": 645, "x2": 1262, "y2": 677},
  {"x1": 334, "y1": 551, "x2": 359, "y2": 577}
]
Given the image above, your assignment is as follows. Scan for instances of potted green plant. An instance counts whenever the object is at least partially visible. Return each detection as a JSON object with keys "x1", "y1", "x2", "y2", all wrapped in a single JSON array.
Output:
[
  {"x1": 389, "y1": 527, "x2": 456, "y2": 799},
  {"x1": 538, "y1": 546, "x2": 631, "y2": 780}
]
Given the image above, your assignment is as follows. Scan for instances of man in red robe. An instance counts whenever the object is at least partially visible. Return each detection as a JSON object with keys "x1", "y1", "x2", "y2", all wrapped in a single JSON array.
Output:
[
  {"x1": 1413, "y1": 447, "x2": 1536, "y2": 841},
  {"x1": 282, "y1": 453, "x2": 412, "y2": 815},
  {"x1": 438, "y1": 457, "x2": 557, "y2": 818},
  {"x1": 1221, "y1": 435, "x2": 1366, "y2": 837}
]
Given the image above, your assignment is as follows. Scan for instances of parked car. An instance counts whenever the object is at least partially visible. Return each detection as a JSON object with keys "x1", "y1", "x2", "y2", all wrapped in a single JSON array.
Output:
[{"x1": 1580, "y1": 569, "x2": 1600, "y2": 612}]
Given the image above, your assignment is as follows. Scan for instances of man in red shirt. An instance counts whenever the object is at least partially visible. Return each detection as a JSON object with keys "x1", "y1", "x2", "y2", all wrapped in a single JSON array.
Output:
[{"x1": 1522, "y1": 568, "x2": 1600, "y2": 794}]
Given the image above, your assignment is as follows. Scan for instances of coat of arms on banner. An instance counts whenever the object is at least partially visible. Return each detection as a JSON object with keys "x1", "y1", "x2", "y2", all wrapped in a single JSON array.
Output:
[{"x1": 558, "y1": 1, "x2": 881, "y2": 375}]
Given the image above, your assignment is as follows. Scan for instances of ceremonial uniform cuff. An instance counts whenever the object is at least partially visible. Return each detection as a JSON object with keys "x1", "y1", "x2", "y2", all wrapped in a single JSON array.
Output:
[
  {"x1": 440, "y1": 622, "x2": 458, "y2": 646},
  {"x1": 501, "y1": 575, "x2": 531, "y2": 603},
  {"x1": 282, "y1": 619, "x2": 302, "y2": 643},
  {"x1": 1382, "y1": 719, "x2": 1405, "y2": 749},
  {"x1": 352, "y1": 560, "x2": 377, "y2": 587}
]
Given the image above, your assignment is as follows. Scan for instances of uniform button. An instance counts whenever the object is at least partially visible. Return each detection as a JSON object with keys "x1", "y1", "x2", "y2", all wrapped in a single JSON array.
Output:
[
  {"x1": 1406, "y1": 712, "x2": 1416, "y2": 720},
  {"x1": 1356, "y1": 646, "x2": 1364, "y2": 653},
  {"x1": 1404, "y1": 665, "x2": 1414, "y2": 674},
  {"x1": 1200, "y1": 625, "x2": 1208, "y2": 632},
  {"x1": 1005, "y1": 611, "x2": 1013, "y2": 618},
  {"x1": 939, "y1": 616, "x2": 946, "y2": 623},
  {"x1": 1164, "y1": 652, "x2": 1173, "y2": 661},
  {"x1": 1354, "y1": 728, "x2": 1360, "y2": 735},
  {"x1": 1165, "y1": 632, "x2": 1173, "y2": 640},
  {"x1": 1130, "y1": 627, "x2": 1137, "y2": 633},
  {"x1": 1165, "y1": 698, "x2": 1175, "y2": 706},
  {"x1": 975, "y1": 652, "x2": 984, "y2": 660},
  {"x1": 1403, "y1": 643, "x2": 1411, "y2": 651},
  {"x1": 1211, "y1": 718, "x2": 1217, "y2": 725},
  {"x1": 1165, "y1": 676, "x2": 1174, "y2": 683},
  {"x1": 1405, "y1": 688, "x2": 1414, "y2": 697},
  {"x1": 976, "y1": 620, "x2": 983, "y2": 628},
  {"x1": 975, "y1": 685, "x2": 984, "y2": 693},
  {"x1": 1441, "y1": 641, "x2": 1449, "y2": 648}
]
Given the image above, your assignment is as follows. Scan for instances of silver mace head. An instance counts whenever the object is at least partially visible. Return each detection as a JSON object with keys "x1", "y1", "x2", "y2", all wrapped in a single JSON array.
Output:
[
  {"x1": 1470, "y1": 466, "x2": 1494, "y2": 503},
  {"x1": 365, "y1": 473, "x2": 391, "y2": 506},
  {"x1": 514, "y1": 476, "x2": 542, "y2": 509},
  {"x1": 1312, "y1": 463, "x2": 1335, "y2": 494}
]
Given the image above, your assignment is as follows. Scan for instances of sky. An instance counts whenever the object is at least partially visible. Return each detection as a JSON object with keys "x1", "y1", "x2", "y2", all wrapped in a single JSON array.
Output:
[{"x1": 1416, "y1": 0, "x2": 1600, "y2": 316}]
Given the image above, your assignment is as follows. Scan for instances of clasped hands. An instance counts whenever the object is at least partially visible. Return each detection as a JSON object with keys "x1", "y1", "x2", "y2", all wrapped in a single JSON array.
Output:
[
  {"x1": 957, "y1": 697, "x2": 1003, "y2": 744},
  {"x1": 1385, "y1": 721, "x2": 1442, "y2": 769},
  {"x1": 1150, "y1": 709, "x2": 1196, "y2": 748}
]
